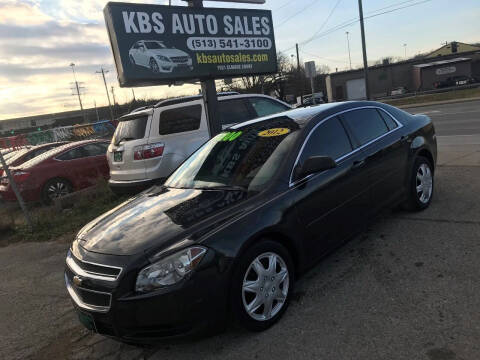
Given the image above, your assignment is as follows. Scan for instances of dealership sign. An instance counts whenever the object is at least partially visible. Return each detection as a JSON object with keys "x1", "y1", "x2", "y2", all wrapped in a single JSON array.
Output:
[{"x1": 103, "y1": 2, "x2": 277, "y2": 87}]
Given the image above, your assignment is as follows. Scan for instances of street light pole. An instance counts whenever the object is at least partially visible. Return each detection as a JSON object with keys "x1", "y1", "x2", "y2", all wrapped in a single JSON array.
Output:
[
  {"x1": 69, "y1": 63, "x2": 87, "y2": 122},
  {"x1": 357, "y1": 0, "x2": 370, "y2": 100},
  {"x1": 346, "y1": 31, "x2": 352, "y2": 70},
  {"x1": 96, "y1": 68, "x2": 115, "y2": 122}
]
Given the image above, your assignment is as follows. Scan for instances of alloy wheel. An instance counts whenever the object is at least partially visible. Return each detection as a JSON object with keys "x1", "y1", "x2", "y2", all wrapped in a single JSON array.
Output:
[
  {"x1": 47, "y1": 181, "x2": 69, "y2": 200},
  {"x1": 416, "y1": 163, "x2": 433, "y2": 204},
  {"x1": 150, "y1": 59, "x2": 159, "y2": 73},
  {"x1": 242, "y1": 252, "x2": 289, "y2": 321}
]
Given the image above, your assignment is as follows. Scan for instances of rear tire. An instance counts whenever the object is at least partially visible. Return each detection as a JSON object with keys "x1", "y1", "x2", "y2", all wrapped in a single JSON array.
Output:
[
  {"x1": 42, "y1": 178, "x2": 72, "y2": 205},
  {"x1": 230, "y1": 240, "x2": 294, "y2": 332},
  {"x1": 403, "y1": 156, "x2": 434, "y2": 211}
]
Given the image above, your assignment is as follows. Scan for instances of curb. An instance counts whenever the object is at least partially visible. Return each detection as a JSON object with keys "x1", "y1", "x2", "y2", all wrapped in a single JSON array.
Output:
[{"x1": 395, "y1": 97, "x2": 480, "y2": 109}]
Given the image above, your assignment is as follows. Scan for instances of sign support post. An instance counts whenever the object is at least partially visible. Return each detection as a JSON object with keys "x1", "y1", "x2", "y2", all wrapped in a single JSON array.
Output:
[{"x1": 188, "y1": 0, "x2": 221, "y2": 137}]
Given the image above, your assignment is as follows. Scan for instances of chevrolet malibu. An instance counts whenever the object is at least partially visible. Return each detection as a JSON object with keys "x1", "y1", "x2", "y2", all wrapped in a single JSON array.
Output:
[{"x1": 65, "y1": 101, "x2": 436, "y2": 342}]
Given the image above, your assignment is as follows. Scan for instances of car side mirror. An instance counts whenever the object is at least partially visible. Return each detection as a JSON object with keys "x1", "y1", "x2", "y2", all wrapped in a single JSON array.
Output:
[{"x1": 297, "y1": 156, "x2": 337, "y2": 179}]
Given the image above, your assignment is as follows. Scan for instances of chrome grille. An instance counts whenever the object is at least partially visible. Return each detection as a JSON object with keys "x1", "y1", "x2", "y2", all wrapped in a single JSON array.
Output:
[
  {"x1": 66, "y1": 251, "x2": 122, "y2": 282},
  {"x1": 171, "y1": 56, "x2": 189, "y2": 63}
]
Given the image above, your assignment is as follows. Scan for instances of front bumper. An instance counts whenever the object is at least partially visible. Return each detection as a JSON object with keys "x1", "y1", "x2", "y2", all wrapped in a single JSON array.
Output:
[
  {"x1": 64, "y1": 247, "x2": 229, "y2": 342},
  {"x1": 108, "y1": 178, "x2": 162, "y2": 195}
]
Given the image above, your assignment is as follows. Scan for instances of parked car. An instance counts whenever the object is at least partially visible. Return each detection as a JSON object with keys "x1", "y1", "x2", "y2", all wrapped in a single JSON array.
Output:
[
  {"x1": 434, "y1": 75, "x2": 476, "y2": 88},
  {"x1": 0, "y1": 142, "x2": 67, "y2": 176},
  {"x1": 107, "y1": 93, "x2": 292, "y2": 193},
  {"x1": 0, "y1": 140, "x2": 109, "y2": 203},
  {"x1": 65, "y1": 101, "x2": 437, "y2": 342},
  {"x1": 129, "y1": 40, "x2": 193, "y2": 73},
  {"x1": 390, "y1": 86, "x2": 408, "y2": 96}
]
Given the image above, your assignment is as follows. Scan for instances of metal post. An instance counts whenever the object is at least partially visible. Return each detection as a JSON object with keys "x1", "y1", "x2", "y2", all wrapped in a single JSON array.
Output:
[
  {"x1": 310, "y1": 76, "x2": 316, "y2": 105},
  {"x1": 346, "y1": 31, "x2": 352, "y2": 70},
  {"x1": 296, "y1": 43, "x2": 304, "y2": 106},
  {"x1": 358, "y1": 0, "x2": 370, "y2": 100},
  {"x1": 96, "y1": 68, "x2": 115, "y2": 122},
  {"x1": 0, "y1": 152, "x2": 33, "y2": 230},
  {"x1": 189, "y1": 0, "x2": 221, "y2": 137}
]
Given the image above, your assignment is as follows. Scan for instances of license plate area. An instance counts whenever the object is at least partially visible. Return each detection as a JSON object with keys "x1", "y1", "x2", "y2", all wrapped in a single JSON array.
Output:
[
  {"x1": 77, "y1": 311, "x2": 97, "y2": 332},
  {"x1": 113, "y1": 151, "x2": 123, "y2": 162}
]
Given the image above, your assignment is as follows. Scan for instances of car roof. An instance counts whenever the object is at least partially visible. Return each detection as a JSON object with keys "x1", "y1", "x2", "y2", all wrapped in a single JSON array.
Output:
[
  {"x1": 230, "y1": 101, "x2": 393, "y2": 130},
  {"x1": 15, "y1": 139, "x2": 108, "y2": 169}
]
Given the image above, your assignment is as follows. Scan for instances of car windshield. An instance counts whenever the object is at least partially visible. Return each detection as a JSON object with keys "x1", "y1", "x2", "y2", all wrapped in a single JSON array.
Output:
[
  {"x1": 113, "y1": 116, "x2": 148, "y2": 145},
  {"x1": 144, "y1": 41, "x2": 165, "y2": 49},
  {"x1": 165, "y1": 117, "x2": 301, "y2": 192}
]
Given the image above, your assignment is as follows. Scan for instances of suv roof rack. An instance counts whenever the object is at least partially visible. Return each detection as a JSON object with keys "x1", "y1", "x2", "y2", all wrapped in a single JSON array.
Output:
[{"x1": 154, "y1": 92, "x2": 240, "y2": 108}]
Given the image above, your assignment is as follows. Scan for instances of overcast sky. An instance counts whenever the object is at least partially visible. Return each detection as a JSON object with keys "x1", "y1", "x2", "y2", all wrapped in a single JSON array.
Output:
[{"x1": 0, "y1": 0, "x2": 478, "y2": 120}]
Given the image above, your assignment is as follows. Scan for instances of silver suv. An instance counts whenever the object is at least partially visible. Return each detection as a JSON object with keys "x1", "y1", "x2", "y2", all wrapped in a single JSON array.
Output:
[{"x1": 107, "y1": 93, "x2": 291, "y2": 193}]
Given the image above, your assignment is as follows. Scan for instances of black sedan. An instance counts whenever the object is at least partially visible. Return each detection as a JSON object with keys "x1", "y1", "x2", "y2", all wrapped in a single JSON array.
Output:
[{"x1": 65, "y1": 101, "x2": 437, "y2": 342}]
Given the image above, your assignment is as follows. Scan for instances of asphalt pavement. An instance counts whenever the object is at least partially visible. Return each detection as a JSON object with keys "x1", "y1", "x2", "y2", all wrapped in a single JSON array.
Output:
[{"x1": 0, "y1": 99, "x2": 478, "y2": 360}]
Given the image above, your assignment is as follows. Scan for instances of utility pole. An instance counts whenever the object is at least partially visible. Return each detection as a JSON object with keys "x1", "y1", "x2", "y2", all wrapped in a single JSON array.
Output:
[
  {"x1": 296, "y1": 43, "x2": 304, "y2": 106},
  {"x1": 69, "y1": 63, "x2": 87, "y2": 122},
  {"x1": 358, "y1": 0, "x2": 370, "y2": 100},
  {"x1": 189, "y1": 0, "x2": 221, "y2": 137},
  {"x1": 96, "y1": 68, "x2": 115, "y2": 122},
  {"x1": 0, "y1": 152, "x2": 33, "y2": 230},
  {"x1": 403, "y1": 43, "x2": 407, "y2": 59},
  {"x1": 346, "y1": 31, "x2": 352, "y2": 70},
  {"x1": 111, "y1": 86, "x2": 116, "y2": 106}
]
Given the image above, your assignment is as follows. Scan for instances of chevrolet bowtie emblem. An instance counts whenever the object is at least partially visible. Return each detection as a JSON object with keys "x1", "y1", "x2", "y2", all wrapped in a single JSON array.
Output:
[{"x1": 73, "y1": 275, "x2": 83, "y2": 286}]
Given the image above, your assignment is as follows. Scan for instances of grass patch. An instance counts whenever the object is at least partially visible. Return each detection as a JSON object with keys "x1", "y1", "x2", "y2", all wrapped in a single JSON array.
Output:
[
  {"x1": 383, "y1": 87, "x2": 480, "y2": 107},
  {"x1": 0, "y1": 181, "x2": 130, "y2": 246}
]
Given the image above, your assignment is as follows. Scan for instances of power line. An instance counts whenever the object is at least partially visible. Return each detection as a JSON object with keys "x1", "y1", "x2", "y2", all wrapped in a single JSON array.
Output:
[
  {"x1": 275, "y1": 0, "x2": 321, "y2": 27},
  {"x1": 308, "y1": 0, "x2": 343, "y2": 40},
  {"x1": 280, "y1": 0, "x2": 434, "y2": 52}
]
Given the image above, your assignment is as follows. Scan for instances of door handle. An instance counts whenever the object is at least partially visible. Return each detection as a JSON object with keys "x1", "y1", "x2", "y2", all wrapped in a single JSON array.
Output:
[{"x1": 352, "y1": 159, "x2": 366, "y2": 169}]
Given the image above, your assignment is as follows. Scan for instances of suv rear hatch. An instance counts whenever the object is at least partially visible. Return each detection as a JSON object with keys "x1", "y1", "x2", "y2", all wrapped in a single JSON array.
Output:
[{"x1": 108, "y1": 110, "x2": 155, "y2": 182}]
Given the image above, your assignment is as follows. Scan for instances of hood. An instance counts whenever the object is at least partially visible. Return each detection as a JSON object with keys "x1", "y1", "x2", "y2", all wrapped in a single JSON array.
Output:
[
  {"x1": 77, "y1": 186, "x2": 247, "y2": 256},
  {"x1": 149, "y1": 48, "x2": 189, "y2": 58}
]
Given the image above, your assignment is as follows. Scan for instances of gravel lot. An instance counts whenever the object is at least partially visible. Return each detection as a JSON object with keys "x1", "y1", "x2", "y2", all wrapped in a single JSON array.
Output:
[{"x1": 1, "y1": 103, "x2": 479, "y2": 360}]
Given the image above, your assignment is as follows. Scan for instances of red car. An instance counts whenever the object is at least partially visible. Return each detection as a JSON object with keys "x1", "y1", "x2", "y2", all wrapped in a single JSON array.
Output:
[
  {"x1": 0, "y1": 140, "x2": 110, "y2": 203},
  {"x1": 0, "y1": 142, "x2": 68, "y2": 177}
]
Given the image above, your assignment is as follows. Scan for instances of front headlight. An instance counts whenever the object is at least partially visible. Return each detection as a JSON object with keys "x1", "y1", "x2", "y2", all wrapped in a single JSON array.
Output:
[
  {"x1": 156, "y1": 55, "x2": 170, "y2": 62},
  {"x1": 135, "y1": 246, "x2": 207, "y2": 292}
]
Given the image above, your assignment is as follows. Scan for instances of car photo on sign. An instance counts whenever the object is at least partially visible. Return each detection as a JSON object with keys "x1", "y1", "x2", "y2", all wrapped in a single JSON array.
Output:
[{"x1": 128, "y1": 40, "x2": 193, "y2": 74}]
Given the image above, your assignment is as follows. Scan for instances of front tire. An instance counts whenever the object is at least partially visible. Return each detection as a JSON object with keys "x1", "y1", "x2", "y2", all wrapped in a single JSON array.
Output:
[
  {"x1": 149, "y1": 58, "x2": 160, "y2": 73},
  {"x1": 403, "y1": 156, "x2": 434, "y2": 211},
  {"x1": 231, "y1": 240, "x2": 294, "y2": 332}
]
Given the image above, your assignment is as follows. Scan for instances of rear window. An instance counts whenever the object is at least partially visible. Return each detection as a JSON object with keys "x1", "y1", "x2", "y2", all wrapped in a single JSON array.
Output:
[
  {"x1": 249, "y1": 98, "x2": 289, "y2": 117},
  {"x1": 377, "y1": 109, "x2": 398, "y2": 131},
  {"x1": 113, "y1": 116, "x2": 148, "y2": 144},
  {"x1": 342, "y1": 108, "x2": 389, "y2": 146},
  {"x1": 218, "y1": 99, "x2": 252, "y2": 126},
  {"x1": 159, "y1": 105, "x2": 202, "y2": 135}
]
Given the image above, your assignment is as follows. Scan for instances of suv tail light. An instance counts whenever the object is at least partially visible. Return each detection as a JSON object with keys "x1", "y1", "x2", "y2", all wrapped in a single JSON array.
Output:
[{"x1": 133, "y1": 143, "x2": 164, "y2": 160}]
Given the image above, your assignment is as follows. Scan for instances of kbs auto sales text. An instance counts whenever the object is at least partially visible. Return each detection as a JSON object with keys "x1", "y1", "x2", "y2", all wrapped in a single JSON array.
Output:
[{"x1": 122, "y1": 12, "x2": 271, "y2": 36}]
